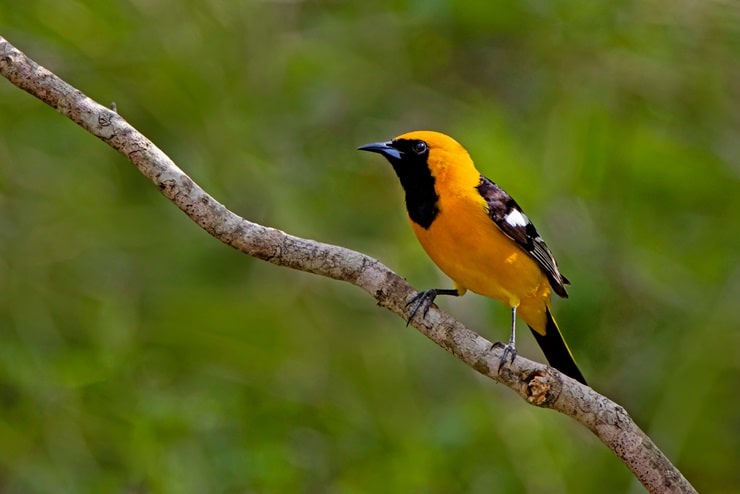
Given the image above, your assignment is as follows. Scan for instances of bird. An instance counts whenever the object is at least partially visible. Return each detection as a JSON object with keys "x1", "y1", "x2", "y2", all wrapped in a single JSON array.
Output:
[{"x1": 358, "y1": 130, "x2": 587, "y2": 384}]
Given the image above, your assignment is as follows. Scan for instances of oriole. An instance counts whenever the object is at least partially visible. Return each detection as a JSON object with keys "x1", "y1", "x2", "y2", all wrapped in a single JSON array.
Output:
[{"x1": 359, "y1": 130, "x2": 587, "y2": 384}]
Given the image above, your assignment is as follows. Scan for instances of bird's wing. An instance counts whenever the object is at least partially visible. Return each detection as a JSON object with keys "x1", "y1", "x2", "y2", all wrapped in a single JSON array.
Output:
[{"x1": 475, "y1": 175, "x2": 570, "y2": 298}]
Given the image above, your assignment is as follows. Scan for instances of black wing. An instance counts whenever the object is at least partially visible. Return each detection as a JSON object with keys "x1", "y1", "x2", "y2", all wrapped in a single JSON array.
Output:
[{"x1": 475, "y1": 175, "x2": 570, "y2": 298}]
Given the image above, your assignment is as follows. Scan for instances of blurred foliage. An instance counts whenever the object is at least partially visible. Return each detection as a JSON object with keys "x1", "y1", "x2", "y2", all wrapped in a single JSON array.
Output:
[{"x1": 1, "y1": 0, "x2": 739, "y2": 492}]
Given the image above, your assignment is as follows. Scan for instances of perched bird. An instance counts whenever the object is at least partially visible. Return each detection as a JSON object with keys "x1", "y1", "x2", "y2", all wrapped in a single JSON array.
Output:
[{"x1": 358, "y1": 131, "x2": 587, "y2": 384}]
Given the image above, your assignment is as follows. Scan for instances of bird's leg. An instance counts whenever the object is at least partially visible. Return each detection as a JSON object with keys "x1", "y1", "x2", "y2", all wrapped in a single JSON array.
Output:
[
  {"x1": 405, "y1": 288, "x2": 460, "y2": 325},
  {"x1": 499, "y1": 306, "x2": 518, "y2": 371}
]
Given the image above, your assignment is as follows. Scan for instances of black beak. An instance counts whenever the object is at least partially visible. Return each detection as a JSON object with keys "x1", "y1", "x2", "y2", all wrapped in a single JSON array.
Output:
[{"x1": 357, "y1": 141, "x2": 403, "y2": 160}]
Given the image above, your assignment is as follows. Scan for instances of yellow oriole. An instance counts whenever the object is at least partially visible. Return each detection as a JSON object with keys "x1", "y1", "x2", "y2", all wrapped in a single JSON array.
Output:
[{"x1": 359, "y1": 130, "x2": 587, "y2": 384}]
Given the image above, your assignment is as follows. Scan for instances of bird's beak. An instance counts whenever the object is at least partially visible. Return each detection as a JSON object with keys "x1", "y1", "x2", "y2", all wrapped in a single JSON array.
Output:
[{"x1": 357, "y1": 141, "x2": 403, "y2": 160}]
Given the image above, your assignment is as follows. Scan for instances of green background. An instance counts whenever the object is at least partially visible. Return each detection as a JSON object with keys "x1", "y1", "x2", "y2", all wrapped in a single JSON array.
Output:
[{"x1": 1, "y1": 1, "x2": 738, "y2": 492}]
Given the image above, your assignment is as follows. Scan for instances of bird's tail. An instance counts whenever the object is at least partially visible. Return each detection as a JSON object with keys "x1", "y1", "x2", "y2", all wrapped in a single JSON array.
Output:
[{"x1": 528, "y1": 307, "x2": 587, "y2": 385}]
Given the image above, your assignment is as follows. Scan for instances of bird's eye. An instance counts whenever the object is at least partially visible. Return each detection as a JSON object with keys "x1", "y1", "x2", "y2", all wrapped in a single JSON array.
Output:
[{"x1": 412, "y1": 141, "x2": 428, "y2": 155}]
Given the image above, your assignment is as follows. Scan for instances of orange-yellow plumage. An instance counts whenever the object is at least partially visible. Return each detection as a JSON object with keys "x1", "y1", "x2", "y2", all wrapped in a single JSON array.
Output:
[
  {"x1": 398, "y1": 131, "x2": 551, "y2": 334},
  {"x1": 359, "y1": 130, "x2": 586, "y2": 384}
]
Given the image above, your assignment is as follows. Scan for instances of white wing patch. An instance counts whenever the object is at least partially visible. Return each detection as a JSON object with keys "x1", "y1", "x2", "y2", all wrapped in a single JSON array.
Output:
[{"x1": 504, "y1": 209, "x2": 530, "y2": 227}]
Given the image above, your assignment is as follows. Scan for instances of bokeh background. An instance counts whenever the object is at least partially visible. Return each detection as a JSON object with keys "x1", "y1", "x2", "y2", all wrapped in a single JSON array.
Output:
[{"x1": 1, "y1": 1, "x2": 739, "y2": 493}]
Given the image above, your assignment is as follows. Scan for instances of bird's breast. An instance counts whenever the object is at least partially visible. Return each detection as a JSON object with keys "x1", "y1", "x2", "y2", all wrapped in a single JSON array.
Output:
[{"x1": 409, "y1": 189, "x2": 548, "y2": 308}]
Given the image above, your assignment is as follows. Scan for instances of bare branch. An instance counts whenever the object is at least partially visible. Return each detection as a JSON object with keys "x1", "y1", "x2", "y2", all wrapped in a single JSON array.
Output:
[{"x1": 0, "y1": 36, "x2": 696, "y2": 494}]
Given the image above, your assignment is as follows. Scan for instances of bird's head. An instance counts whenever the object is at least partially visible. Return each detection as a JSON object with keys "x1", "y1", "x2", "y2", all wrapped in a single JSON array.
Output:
[
  {"x1": 357, "y1": 130, "x2": 465, "y2": 165},
  {"x1": 358, "y1": 130, "x2": 475, "y2": 186}
]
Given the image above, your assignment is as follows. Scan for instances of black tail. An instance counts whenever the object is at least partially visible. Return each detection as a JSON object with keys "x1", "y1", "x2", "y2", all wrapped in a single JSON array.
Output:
[{"x1": 528, "y1": 307, "x2": 587, "y2": 385}]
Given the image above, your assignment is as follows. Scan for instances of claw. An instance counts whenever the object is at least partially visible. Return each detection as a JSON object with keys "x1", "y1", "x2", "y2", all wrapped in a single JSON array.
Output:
[
  {"x1": 404, "y1": 288, "x2": 461, "y2": 326},
  {"x1": 405, "y1": 289, "x2": 438, "y2": 325},
  {"x1": 498, "y1": 343, "x2": 518, "y2": 372}
]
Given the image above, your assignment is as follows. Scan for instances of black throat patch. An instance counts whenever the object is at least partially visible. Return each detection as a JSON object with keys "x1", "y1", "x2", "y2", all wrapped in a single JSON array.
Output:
[{"x1": 386, "y1": 140, "x2": 439, "y2": 229}]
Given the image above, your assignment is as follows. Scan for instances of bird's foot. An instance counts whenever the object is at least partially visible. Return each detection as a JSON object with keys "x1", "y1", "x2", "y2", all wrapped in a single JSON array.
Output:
[
  {"x1": 405, "y1": 289, "x2": 438, "y2": 325},
  {"x1": 492, "y1": 340, "x2": 517, "y2": 373}
]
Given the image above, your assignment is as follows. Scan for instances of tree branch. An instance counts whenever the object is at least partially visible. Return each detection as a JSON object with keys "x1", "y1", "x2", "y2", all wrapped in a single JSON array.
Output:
[{"x1": 0, "y1": 36, "x2": 696, "y2": 494}]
